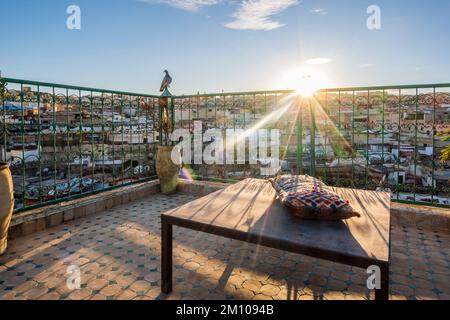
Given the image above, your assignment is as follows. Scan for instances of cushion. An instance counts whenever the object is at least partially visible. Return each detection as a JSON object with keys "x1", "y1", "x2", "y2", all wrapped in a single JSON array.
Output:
[{"x1": 269, "y1": 175, "x2": 361, "y2": 221}]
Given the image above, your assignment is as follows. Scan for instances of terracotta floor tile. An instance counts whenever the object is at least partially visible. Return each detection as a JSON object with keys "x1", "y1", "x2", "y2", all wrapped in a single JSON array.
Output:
[{"x1": 1, "y1": 193, "x2": 448, "y2": 300}]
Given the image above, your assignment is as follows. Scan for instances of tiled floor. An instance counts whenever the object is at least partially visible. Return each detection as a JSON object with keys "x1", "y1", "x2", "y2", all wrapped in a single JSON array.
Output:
[{"x1": 0, "y1": 193, "x2": 449, "y2": 300}]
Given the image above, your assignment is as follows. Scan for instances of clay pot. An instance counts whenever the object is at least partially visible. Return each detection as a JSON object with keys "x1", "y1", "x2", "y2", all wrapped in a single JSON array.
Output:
[
  {"x1": 0, "y1": 162, "x2": 14, "y2": 255},
  {"x1": 156, "y1": 146, "x2": 181, "y2": 194}
]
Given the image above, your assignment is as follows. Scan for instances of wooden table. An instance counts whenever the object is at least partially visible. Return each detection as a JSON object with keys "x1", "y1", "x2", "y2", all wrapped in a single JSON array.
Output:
[{"x1": 161, "y1": 179, "x2": 391, "y2": 300}]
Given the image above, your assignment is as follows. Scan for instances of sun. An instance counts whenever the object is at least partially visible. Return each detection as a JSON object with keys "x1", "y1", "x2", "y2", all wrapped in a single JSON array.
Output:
[
  {"x1": 294, "y1": 74, "x2": 320, "y2": 97},
  {"x1": 278, "y1": 68, "x2": 333, "y2": 97}
]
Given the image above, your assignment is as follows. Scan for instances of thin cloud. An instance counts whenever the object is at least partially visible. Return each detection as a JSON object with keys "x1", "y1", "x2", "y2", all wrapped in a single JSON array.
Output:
[
  {"x1": 225, "y1": 0, "x2": 299, "y2": 31},
  {"x1": 359, "y1": 63, "x2": 373, "y2": 68},
  {"x1": 304, "y1": 58, "x2": 332, "y2": 65},
  {"x1": 138, "y1": 0, "x2": 221, "y2": 12},
  {"x1": 310, "y1": 8, "x2": 327, "y2": 15}
]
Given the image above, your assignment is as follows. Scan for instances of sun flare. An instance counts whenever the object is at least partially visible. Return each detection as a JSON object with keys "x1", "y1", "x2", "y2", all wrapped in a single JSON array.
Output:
[
  {"x1": 294, "y1": 75, "x2": 319, "y2": 97},
  {"x1": 278, "y1": 68, "x2": 333, "y2": 97}
]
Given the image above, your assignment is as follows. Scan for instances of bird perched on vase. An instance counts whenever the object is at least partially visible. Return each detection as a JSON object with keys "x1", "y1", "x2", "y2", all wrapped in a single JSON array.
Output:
[{"x1": 160, "y1": 70, "x2": 172, "y2": 93}]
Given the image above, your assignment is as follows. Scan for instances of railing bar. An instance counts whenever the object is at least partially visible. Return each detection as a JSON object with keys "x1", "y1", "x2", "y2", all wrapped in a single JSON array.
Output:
[
  {"x1": 432, "y1": 87, "x2": 436, "y2": 203},
  {"x1": 172, "y1": 83, "x2": 450, "y2": 99},
  {"x1": 224, "y1": 95, "x2": 227, "y2": 178},
  {"x1": 243, "y1": 94, "x2": 246, "y2": 178},
  {"x1": 366, "y1": 90, "x2": 370, "y2": 189},
  {"x1": 101, "y1": 93, "x2": 106, "y2": 190},
  {"x1": 381, "y1": 89, "x2": 385, "y2": 191},
  {"x1": 253, "y1": 94, "x2": 256, "y2": 177},
  {"x1": 299, "y1": 97, "x2": 303, "y2": 175},
  {"x1": 137, "y1": 96, "x2": 142, "y2": 181},
  {"x1": 129, "y1": 95, "x2": 133, "y2": 185},
  {"x1": 121, "y1": 95, "x2": 125, "y2": 185},
  {"x1": 90, "y1": 91, "x2": 95, "y2": 192},
  {"x1": 214, "y1": 96, "x2": 217, "y2": 129},
  {"x1": 78, "y1": 90, "x2": 83, "y2": 198},
  {"x1": 414, "y1": 88, "x2": 418, "y2": 202},
  {"x1": 3, "y1": 77, "x2": 160, "y2": 98},
  {"x1": 2, "y1": 81, "x2": 6, "y2": 163},
  {"x1": 52, "y1": 87, "x2": 57, "y2": 201},
  {"x1": 20, "y1": 84, "x2": 26, "y2": 209},
  {"x1": 66, "y1": 88, "x2": 71, "y2": 197},
  {"x1": 5, "y1": 76, "x2": 450, "y2": 98},
  {"x1": 309, "y1": 98, "x2": 315, "y2": 177},
  {"x1": 232, "y1": 95, "x2": 236, "y2": 176},
  {"x1": 243, "y1": 94, "x2": 246, "y2": 132},
  {"x1": 152, "y1": 97, "x2": 156, "y2": 175},
  {"x1": 189, "y1": 97, "x2": 191, "y2": 124},
  {"x1": 170, "y1": 96, "x2": 174, "y2": 146},
  {"x1": 319, "y1": 83, "x2": 450, "y2": 92},
  {"x1": 352, "y1": 91, "x2": 356, "y2": 188},
  {"x1": 144, "y1": 97, "x2": 149, "y2": 178},
  {"x1": 337, "y1": 91, "x2": 341, "y2": 186},
  {"x1": 396, "y1": 89, "x2": 401, "y2": 201},
  {"x1": 175, "y1": 89, "x2": 294, "y2": 99},
  {"x1": 37, "y1": 86, "x2": 43, "y2": 204},
  {"x1": 111, "y1": 95, "x2": 116, "y2": 181},
  {"x1": 323, "y1": 92, "x2": 328, "y2": 184}
]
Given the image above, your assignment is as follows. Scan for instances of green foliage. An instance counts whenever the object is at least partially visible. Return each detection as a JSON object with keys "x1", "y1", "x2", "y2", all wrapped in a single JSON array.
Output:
[
  {"x1": 331, "y1": 143, "x2": 347, "y2": 158},
  {"x1": 0, "y1": 75, "x2": 7, "y2": 102},
  {"x1": 437, "y1": 130, "x2": 450, "y2": 163}
]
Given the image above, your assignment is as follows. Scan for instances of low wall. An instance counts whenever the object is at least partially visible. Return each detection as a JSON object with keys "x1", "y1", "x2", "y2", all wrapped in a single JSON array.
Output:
[
  {"x1": 390, "y1": 204, "x2": 450, "y2": 234},
  {"x1": 178, "y1": 179, "x2": 450, "y2": 233},
  {"x1": 8, "y1": 181, "x2": 160, "y2": 240}
]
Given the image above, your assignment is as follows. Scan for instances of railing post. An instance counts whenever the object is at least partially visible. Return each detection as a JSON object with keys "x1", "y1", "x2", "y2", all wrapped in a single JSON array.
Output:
[
  {"x1": 171, "y1": 95, "x2": 175, "y2": 144},
  {"x1": 296, "y1": 96, "x2": 302, "y2": 175},
  {"x1": 0, "y1": 71, "x2": 7, "y2": 163},
  {"x1": 159, "y1": 88, "x2": 173, "y2": 146},
  {"x1": 309, "y1": 99, "x2": 316, "y2": 177}
]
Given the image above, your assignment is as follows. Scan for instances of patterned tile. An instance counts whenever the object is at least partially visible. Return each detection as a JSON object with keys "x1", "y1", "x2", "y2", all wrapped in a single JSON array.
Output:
[{"x1": 0, "y1": 192, "x2": 449, "y2": 300}]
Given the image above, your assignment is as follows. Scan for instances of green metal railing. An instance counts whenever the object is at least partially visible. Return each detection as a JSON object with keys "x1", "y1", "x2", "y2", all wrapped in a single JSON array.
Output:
[
  {"x1": 1, "y1": 78, "x2": 161, "y2": 213},
  {"x1": 1, "y1": 77, "x2": 449, "y2": 211},
  {"x1": 171, "y1": 84, "x2": 450, "y2": 207}
]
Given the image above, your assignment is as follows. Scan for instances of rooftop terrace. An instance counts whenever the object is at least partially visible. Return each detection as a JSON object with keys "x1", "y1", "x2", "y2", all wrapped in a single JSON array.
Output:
[
  {"x1": 1, "y1": 78, "x2": 449, "y2": 301},
  {"x1": 0, "y1": 181, "x2": 449, "y2": 300}
]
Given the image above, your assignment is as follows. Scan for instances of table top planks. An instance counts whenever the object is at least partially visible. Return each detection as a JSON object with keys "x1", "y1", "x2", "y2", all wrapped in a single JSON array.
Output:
[{"x1": 163, "y1": 178, "x2": 391, "y2": 267}]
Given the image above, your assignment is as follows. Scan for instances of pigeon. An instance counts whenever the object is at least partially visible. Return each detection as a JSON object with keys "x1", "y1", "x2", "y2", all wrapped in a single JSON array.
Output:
[{"x1": 160, "y1": 70, "x2": 172, "y2": 92}]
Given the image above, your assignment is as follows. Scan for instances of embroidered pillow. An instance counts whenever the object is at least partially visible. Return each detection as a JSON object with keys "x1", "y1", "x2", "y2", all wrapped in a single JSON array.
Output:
[{"x1": 269, "y1": 175, "x2": 361, "y2": 221}]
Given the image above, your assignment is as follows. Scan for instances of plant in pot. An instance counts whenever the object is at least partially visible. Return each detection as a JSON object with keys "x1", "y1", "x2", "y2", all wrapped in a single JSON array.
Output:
[
  {"x1": 0, "y1": 72, "x2": 14, "y2": 255},
  {"x1": 155, "y1": 71, "x2": 181, "y2": 194}
]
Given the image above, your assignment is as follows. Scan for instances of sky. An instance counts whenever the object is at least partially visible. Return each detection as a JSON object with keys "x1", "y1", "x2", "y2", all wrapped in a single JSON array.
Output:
[{"x1": 0, "y1": 0, "x2": 449, "y2": 95}]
